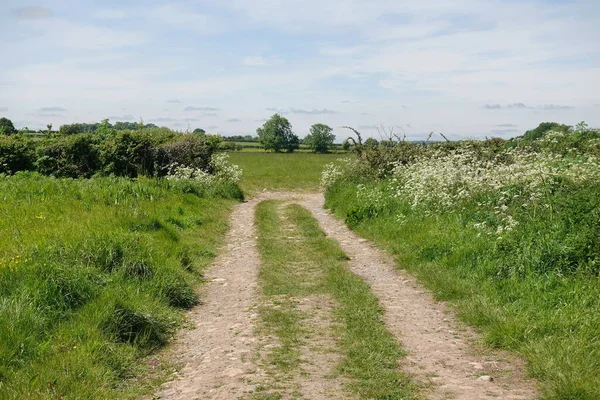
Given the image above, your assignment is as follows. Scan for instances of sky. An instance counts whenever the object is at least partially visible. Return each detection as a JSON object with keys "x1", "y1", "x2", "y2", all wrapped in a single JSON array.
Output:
[{"x1": 1, "y1": 0, "x2": 599, "y2": 141}]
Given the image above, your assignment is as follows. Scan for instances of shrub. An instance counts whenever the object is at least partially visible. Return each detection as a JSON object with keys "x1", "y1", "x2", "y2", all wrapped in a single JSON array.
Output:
[
  {"x1": 99, "y1": 131, "x2": 169, "y2": 177},
  {"x1": 35, "y1": 134, "x2": 101, "y2": 178},
  {"x1": 0, "y1": 135, "x2": 35, "y2": 174},
  {"x1": 155, "y1": 135, "x2": 222, "y2": 176}
]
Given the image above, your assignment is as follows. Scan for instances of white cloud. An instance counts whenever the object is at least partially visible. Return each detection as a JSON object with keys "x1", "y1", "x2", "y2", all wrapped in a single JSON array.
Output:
[{"x1": 243, "y1": 56, "x2": 269, "y2": 67}]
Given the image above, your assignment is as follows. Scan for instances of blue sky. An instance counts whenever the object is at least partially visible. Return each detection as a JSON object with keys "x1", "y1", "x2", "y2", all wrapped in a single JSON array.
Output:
[{"x1": 1, "y1": 0, "x2": 599, "y2": 140}]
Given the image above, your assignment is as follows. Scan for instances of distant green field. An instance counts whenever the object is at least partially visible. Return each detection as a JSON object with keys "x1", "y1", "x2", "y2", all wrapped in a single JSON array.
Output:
[
  {"x1": 224, "y1": 141, "x2": 347, "y2": 153},
  {"x1": 228, "y1": 152, "x2": 349, "y2": 193}
]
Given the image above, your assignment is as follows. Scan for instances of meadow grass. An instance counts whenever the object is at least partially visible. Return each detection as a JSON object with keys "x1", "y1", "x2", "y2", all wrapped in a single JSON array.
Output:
[
  {"x1": 0, "y1": 172, "x2": 238, "y2": 399},
  {"x1": 228, "y1": 152, "x2": 347, "y2": 193},
  {"x1": 326, "y1": 180, "x2": 600, "y2": 400},
  {"x1": 254, "y1": 200, "x2": 416, "y2": 399}
]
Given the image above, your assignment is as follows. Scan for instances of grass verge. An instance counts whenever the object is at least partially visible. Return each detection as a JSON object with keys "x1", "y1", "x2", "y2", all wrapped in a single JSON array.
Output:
[
  {"x1": 254, "y1": 200, "x2": 415, "y2": 399},
  {"x1": 0, "y1": 172, "x2": 239, "y2": 399},
  {"x1": 325, "y1": 180, "x2": 600, "y2": 400}
]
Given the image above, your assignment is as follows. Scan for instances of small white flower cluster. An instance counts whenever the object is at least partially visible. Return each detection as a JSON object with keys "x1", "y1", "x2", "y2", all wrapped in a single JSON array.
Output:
[
  {"x1": 167, "y1": 153, "x2": 242, "y2": 185},
  {"x1": 321, "y1": 163, "x2": 344, "y2": 188},
  {"x1": 356, "y1": 183, "x2": 388, "y2": 209},
  {"x1": 321, "y1": 158, "x2": 361, "y2": 188},
  {"x1": 390, "y1": 146, "x2": 600, "y2": 211},
  {"x1": 323, "y1": 135, "x2": 600, "y2": 236},
  {"x1": 209, "y1": 153, "x2": 243, "y2": 183}
]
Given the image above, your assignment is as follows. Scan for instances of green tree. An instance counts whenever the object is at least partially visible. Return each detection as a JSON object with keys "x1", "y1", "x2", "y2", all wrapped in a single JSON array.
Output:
[
  {"x1": 0, "y1": 117, "x2": 17, "y2": 136},
  {"x1": 257, "y1": 114, "x2": 299, "y2": 153},
  {"x1": 193, "y1": 128, "x2": 206, "y2": 135},
  {"x1": 364, "y1": 137, "x2": 379, "y2": 148},
  {"x1": 522, "y1": 122, "x2": 570, "y2": 141},
  {"x1": 305, "y1": 123, "x2": 335, "y2": 153},
  {"x1": 59, "y1": 123, "x2": 82, "y2": 135}
]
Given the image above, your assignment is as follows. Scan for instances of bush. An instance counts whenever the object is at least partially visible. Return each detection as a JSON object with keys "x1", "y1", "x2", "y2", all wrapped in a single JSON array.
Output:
[
  {"x1": 99, "y1": 131, "x2": 169, "y2": 177},
  {"x1": 156, "y1": 135, "x2": 222, "y2": 176},
  {"x1": 0, "y1": 135, "x2": 35, "y2": 174},
  {"x1": 35, "y1": 134, "x2": 101, "y2": 178}
]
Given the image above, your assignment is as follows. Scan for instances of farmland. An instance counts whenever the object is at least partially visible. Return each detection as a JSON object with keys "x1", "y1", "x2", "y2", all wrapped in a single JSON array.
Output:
[{"x1": 1, "y1": 120, "x2": 599, "y2": 400}]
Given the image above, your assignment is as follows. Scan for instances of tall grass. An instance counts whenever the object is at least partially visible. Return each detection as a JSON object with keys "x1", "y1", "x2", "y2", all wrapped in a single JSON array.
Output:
[
  {"x1": 0, "y1": 172, "x2": 239, "y2": 399},
  {"x1": 323, "y1": 125, "x2": 600, "y2": 400}
]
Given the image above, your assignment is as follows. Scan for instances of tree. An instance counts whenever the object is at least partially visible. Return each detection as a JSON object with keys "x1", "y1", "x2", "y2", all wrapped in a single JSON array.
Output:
[
  {"x1": 0, "y1": 117, "x2": 17, "y2": 135},
  {"x1": 305, "y1": 123, "x2": 335, "y2": 153},
  {"x1": 522, "y1": 122, "x2": 570, "y2": 141},
  {"x1": 256, "y1": 114, "x2": 299, "y2": 153},
  {"x1": 193, "y1": 128, "x2": 206, "y2": 135},
  {"x1": 364, "y1": 137, "x2": 379, "y2": 148},
  {"x1": 59, "y1": 123, "x2": 82, "y2": 135}
]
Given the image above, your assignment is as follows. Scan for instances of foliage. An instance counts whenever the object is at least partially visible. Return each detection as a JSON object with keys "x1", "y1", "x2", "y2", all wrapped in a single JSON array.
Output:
[
  {"x1": 99, "y1": 131, "x2": 164, "y2": 177},
  {"x1": 59, "y1": 123, "x2": 83, "y2": 135},
  {"x1": 364, "y1": 137, "x2": 379, "y2": 148},
  {"x1": 192, "y1": 128, "x2": 206, "y2": 135},
  {"x1": 0, "y1": 135, "x2": 35, "y2": 174},
  {"x1": 35, "y1": 134, "x2": 101, "y2": 178},
  {"x1": 156, "y1": 135, "x2": 222, "y2": 176},
  {"x1": 256, "y1": 114, "x2": 300, "y2": 153},
  {"x1": 522, "y1": 121, "x2": 570, "y2": 141},
  {"x1": 0, "y1": 117, "x2": 17, "y2": 136},
  {"x1": 0, "y1": 173, "x2": 238, "y2": 398},
  {"x1": 304, "y1": 123, "x2": 335, "y2": 153},
  {"x1": 323, "y1": 121, "x2": 600, "y2": 400}
]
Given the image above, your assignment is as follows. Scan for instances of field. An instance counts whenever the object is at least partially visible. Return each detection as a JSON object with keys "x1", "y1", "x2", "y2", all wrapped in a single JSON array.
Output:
[
  {"x1": 2, "y1": 122, "x2": 599, "y2": 400},
  {"x1": 228, "y1": 152, "x2": 345, "y2": 193}
]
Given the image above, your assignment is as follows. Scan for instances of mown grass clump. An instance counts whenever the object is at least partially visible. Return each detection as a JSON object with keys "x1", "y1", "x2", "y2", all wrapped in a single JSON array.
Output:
[
  {"x1": 323, "y1": 122, "x2": 600, "y2": 400},
  {"x1": 0, "y1": 172, "x2": 238, "y2": 399}
]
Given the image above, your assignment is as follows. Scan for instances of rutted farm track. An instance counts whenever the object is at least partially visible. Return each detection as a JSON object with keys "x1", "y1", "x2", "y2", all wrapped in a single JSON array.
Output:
[{"x1": 154, "y1": 192, "x2": 539, "y2": 400}]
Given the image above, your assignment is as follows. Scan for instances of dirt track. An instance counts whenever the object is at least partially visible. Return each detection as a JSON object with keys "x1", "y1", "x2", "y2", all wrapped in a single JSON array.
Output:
[{"x1": 155, "y1": 192, "x2": 539, "y2": 400}]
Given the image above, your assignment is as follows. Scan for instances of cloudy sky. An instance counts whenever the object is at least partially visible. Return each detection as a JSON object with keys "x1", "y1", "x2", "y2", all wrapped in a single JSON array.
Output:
[{"x1": 1, "y1": 0, "x2": 599, "y2": 140}]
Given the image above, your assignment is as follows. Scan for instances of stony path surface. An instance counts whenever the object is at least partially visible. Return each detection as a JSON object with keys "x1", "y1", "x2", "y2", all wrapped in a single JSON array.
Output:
[
  {"x1": 155, "y1": 192, "x2": 539, "y2": 400},
  {"x1": 155, "y1": 197, "x2": 262, "y2": 400}
]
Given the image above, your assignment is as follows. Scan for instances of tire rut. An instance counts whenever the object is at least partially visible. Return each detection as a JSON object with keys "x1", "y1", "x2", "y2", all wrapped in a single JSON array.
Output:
[
  {"x1": 155, "y1": 198, "x2": 262, "y2": 400},
  {"x1": 155, "y1": 191, "x2": 539, "y2": 400},
  {"x1": 296, "y1": 193, "x2": 539, "y2": 400}
]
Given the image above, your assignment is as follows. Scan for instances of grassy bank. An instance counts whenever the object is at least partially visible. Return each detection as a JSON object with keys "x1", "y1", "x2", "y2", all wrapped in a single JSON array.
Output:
[
  {"x1": 229, "y1": 152, "x2": 346, "y2": 193},
  {"x1": 323, "y1": 127, "x2": 600, "y2": 400},
  {"x1": 0, "y1": 172, "x2": 240, "y2": 399},
  {"x1": 254, "y1": 200, "x2": 415, "y2": 399}
]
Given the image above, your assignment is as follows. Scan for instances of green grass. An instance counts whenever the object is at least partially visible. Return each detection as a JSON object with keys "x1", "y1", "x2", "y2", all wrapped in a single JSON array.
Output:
[
  {"x1": 0, "y1": 172, "x2": 239, "y2": 399},
  {"x1": 229, "y1": 152, "x2": 347, "y2": 193},
  {"x1": 254, "y1": 200, "x2": 416, "y2": 399},
  {"x1": 326, "y1": 180, "x2": 600, "y2": 400}
]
